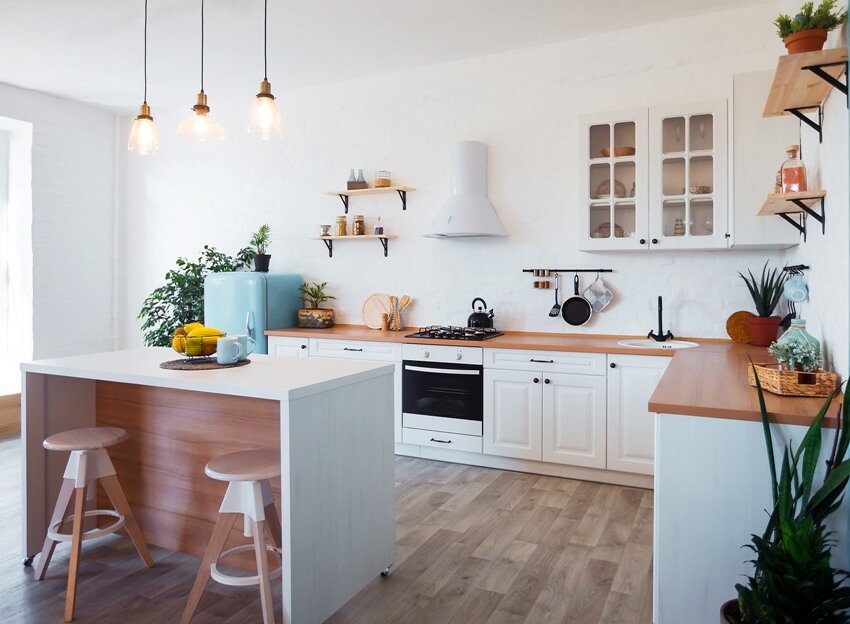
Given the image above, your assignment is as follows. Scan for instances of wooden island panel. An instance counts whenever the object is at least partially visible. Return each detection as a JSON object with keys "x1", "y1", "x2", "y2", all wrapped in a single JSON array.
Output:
[{"x1": 95, "y1": 381, "x2": 281, "y2": 561}]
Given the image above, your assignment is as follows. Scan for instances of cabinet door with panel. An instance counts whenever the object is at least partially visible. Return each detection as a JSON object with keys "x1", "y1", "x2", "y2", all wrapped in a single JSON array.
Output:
[
  {"x1": 648, "y1": 100, "x2": 728, "y2": 250},
  {"x1": 483, "y1": 368, "x2": 542, "y2": 461},
  {"x1": 542, "y1": 372, "x2": 607, "y2": 469},
  {"x1": 267, "y1": 336, "x2": 309, "y2": 358},
  {"x1": 606, "y1": 354, "x2": 670, "y2": 475}
]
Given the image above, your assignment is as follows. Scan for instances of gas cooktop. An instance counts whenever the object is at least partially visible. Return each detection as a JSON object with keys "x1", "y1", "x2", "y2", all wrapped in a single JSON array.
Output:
[{"x1": 405, "y1": 325, "x2": 504, "y2": 341}]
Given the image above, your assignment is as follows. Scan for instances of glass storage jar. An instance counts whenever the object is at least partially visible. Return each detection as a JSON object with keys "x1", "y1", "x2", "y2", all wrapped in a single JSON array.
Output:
[
  {"x1": 781, "y1": 145, "x2": 807, "y2": 193},
  {"x1": 375, "y1": 171, "x2": 391, "y2": 188},
  {"x1": 335, "y1": 215, "x2": 347, "y2": 236},
  {"x1": 353, "y1": 214, "x2": 365, "y2": 236}
]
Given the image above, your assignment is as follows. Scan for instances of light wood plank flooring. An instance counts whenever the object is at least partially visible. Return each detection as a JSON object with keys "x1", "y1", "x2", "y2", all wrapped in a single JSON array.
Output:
[{"x1": 0, "y1": 437, "x2": 653, "y2": 622}]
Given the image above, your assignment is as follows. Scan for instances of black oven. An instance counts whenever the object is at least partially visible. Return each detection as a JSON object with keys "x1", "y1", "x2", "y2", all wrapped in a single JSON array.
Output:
[{"x1": 401, "y1": 344, "x2": 484, "y2": 437}]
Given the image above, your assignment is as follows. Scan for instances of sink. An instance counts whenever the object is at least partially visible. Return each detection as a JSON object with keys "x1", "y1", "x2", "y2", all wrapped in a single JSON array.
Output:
[{"x1": 618, "y1": 339, "x2": 699, "y2": 350}]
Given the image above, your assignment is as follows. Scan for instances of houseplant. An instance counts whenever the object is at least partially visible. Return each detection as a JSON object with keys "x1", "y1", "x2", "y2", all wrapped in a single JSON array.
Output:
[
  {"x1": 250, "y1": 223, "x2": 272, "y2": 272},
  {"x1": 138, "y1": 244, "x2": 252, "y2": 347},
  {"x1": 738, "y1": 262, "x2": 787, "y2": 347},
  {"x1": 296, "y1": 281, "x2": 336, "y2": 328},
  {"x1": 721, "y1": 369, "x2": 850, "y2": 623},
  {"x1": 774, "y1": 0, "x2": 848, "y2": 54},
  {"x1": 768, "y1": 339, "x2": 822, "y2": 372}
]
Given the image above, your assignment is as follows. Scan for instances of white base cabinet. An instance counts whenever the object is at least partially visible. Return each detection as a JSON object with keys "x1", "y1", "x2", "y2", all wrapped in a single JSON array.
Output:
[
  {"x1": 268, "y1": 336, "x2": 309, "y2": 358},
  {"x1": 483, "y1": 349, "x2": 607, "y2": 467},
  {"x1": 606, "y1": 354, "x2": 670, "y2": 475}
]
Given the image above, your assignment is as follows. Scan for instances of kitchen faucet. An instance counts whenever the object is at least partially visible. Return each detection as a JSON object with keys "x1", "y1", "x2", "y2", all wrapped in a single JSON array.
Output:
[{"x1": 648, "y1": 295, "x2": 674, "y2": 342}]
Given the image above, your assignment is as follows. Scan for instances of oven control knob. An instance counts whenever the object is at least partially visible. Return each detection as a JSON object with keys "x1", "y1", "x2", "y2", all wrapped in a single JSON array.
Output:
[{"x1": 455, "y1": 352, "x2": 462, "y2": 360}]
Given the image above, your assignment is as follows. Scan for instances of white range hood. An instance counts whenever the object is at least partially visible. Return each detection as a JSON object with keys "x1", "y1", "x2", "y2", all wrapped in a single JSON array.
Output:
[{"x1": 424, "y1": 141, "x2": 508, "y2": 238}]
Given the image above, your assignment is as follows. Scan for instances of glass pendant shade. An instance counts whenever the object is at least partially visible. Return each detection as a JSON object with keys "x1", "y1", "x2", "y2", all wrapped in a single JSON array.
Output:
[
  {"x1": 248, "y1": 79, "x2": 282, "y2": 139},
  {"x1": 128, "y1": 102, "x2": 161, "y2": 155},
  {"x1": 177, "y1": 90, "x2": 225, "y2": 140}
]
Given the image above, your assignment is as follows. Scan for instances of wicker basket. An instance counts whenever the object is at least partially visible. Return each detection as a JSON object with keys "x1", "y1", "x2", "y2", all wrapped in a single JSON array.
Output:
[{"x1": 747, "y1": 362, "x2": 839, "y2": 397}]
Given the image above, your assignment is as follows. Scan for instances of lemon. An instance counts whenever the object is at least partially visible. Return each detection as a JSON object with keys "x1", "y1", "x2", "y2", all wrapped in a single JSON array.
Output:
[
  {"x1": 174, "y1": 327, "x2": 187, "y2": 337},
  {"x1": 172, "y1": 334, "x2": 186, "y2": 353}
]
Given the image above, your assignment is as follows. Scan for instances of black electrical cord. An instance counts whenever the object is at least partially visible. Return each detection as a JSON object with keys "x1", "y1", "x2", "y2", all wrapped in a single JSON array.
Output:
[
  {"x1": 200, "y1": 0, "x2": 205, "y2": 92},
  {"x1": 263, "y1": 0, "x2": 268, "y2": 81},
  {"x1": 143, "y1": 0, "x2": 148, "y2": 103}
]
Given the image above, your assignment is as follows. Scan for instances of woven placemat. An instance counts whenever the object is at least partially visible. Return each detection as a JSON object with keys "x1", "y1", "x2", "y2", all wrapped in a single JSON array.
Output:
[{"x1": 160, "y1": 358, "x2": 252, "y2": 371}]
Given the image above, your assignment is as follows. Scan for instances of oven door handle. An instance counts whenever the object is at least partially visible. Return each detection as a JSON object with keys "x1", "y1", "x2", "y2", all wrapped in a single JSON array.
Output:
[{"x1": 404, "y1": 364, "x2": 481, "y2": 376}]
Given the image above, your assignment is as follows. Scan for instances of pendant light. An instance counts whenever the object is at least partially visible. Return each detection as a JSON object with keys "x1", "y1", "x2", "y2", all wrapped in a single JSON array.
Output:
[
  {"x1": 127, "y1": 0, "x2": 161, "y2": 155},
  {"x1": 177, "y1": 0, "x2": 225, "y2": 140},
  {"x1": 248, "y1": 0, "x2": 282, "y2": 139}
]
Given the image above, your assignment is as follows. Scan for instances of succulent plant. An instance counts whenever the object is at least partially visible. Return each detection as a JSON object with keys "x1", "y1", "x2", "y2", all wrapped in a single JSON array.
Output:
[{"x1": 738, "y1": 262, "x2": 787, "y2": 318}]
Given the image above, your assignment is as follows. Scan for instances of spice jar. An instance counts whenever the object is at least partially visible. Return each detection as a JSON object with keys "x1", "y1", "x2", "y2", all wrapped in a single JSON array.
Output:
[
  {"x1": 373, "y1": 216, "x2": 384, "y2": 235},
  {"x1": 781, "y1": 145, "x2": 807, "y2": 193},
  {"x1": 353, "y1": 214, "x2": 366, "y2": 236},
  {"x1": 318, "y1": 224, "x2": 331, "y2": 237},
  {"x1": 335, "y1": 215, "x2": 347, "y2": 236},
  {"x1": 375, "y1": 171, "x2": 391, "y2": 188}
]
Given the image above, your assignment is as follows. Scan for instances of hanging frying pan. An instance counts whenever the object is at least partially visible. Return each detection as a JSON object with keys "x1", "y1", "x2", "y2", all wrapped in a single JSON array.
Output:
[{"x1": 562, "y1": 274, "x2": 593, "y2": 326}]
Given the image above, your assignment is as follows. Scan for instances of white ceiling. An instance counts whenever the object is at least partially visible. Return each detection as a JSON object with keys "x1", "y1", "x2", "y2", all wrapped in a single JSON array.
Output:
[{"x1": 1, "y1": 0, "x2": 769, "y2": 114}]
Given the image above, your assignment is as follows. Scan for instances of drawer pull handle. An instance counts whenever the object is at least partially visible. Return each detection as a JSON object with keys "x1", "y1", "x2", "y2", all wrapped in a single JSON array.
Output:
[
  {"x1": 430, "y1": 437, "x2": 452, "y2": 444},
  {"x1": 529, "y1": 358, "x2": 554, "y2": 363},
  {"x1": 343, "y1": 347, "x2": 364, "y2": 352}
]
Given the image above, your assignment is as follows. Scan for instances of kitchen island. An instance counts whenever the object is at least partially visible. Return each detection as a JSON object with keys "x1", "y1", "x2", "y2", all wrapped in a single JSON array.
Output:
[{"x1": 21, "y1": 347, "x2": 396, "y2": 624}]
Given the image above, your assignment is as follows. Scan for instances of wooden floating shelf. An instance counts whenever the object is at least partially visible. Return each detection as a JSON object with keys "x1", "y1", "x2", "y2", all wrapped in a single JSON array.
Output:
[
  {"x1": 763, "y1": 47, "x2": 848, "y2": 117},
  {"x1": 757, "y1": 190, "x2": 826, "y2": 216},
  {"x1": 312, "y1": 234, "x2": 398, "y2": 258},
  {"x1": 325, "y1": 186, "x2": 415, "y2": 213}
]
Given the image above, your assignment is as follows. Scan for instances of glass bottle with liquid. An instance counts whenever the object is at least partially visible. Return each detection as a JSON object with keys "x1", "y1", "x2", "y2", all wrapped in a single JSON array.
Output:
[{"x1": 781, "y1": 145, "x2": 807, "y2": 193}]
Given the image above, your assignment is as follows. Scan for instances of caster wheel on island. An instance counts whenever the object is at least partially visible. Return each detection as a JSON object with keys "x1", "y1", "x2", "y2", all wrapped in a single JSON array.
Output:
[
  {"x1": 23, "y1": 556, "x2": 34, "y2": 566},
  {"x1": 381, "y1": 565, "x2": 392, "y2": 577}
]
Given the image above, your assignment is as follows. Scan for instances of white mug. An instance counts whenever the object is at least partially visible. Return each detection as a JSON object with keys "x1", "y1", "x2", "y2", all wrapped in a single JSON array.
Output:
[
  {"x1": 230, "y1": 334, "x2": 255, "y2": 361},
  {"x1": 216, "y1": 337, "x2": 244, "y2": 365}
]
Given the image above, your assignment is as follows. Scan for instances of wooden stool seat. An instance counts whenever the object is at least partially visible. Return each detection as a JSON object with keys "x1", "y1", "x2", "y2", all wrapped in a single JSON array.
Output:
[
  {"x1": 181, "y1": 449, "x2": 282, "y2": 624},
  {"x1": 35, "y1": 426, "x2": 153, "y2": 622},
  {"x1": 43, "y1": 426, "x2": 129, "y2": 452},
  {"x1": 205, "y1": 449, "x2": 281, "y2": 482}
]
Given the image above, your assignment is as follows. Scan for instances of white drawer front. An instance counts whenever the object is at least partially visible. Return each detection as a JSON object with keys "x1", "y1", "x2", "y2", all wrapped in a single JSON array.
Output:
[
  {"x1": 483, "y1": 348, "x2": 606, "y2": 375},
  {"x1": 310, "y1": 339, "x2": 402, "y2": 362},
  {"x1": 267, "y1": 336, "x2": 309, "y2": 358},
  {"x1": 402, "y1": 427, "x2": 483, "y2": 453},
  {"x1": 402, "y1": 343, "x2": 483, "y2": 365}
]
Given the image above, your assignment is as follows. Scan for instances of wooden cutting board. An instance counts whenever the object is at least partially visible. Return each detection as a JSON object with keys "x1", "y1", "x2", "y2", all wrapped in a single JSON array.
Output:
[{"x1": 362, "y1": 293, "x2": 393, "y2": 329}]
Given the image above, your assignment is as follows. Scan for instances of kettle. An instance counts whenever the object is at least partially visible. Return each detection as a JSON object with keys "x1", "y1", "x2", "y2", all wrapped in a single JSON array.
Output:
[{"x1": 468, "y1": 297, "x2": 495, "y2": 329}]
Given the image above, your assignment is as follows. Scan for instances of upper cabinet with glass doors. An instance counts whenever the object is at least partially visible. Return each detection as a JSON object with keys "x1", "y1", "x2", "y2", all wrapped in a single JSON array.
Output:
[{"x1": 579, "y1": 101, "x2": 727, "y2": 251}]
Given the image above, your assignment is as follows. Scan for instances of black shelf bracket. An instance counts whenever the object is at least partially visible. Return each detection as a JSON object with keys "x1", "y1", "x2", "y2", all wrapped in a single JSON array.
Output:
[
  {"x1": 379, "y1": 237, "x2": 390, "y2": 257},
  {"x1": 319, "y1": 237, "x2": 391, "y2": 258},
  {"x1": 396, "y1": 189, "x2": 408, "y2": 210},
  {"x1": 322, "y1": 238, "x2": 334, "y2": 257},
  {"x1": 785, "y1": 105, "x2": 823, "y2": 143},
  {"x1": 803, "y1": 59, "x2": 848, "y2": 107},
  {"x1": 775, "y1": 196, "x2": 826, "y2": 242},
  {"x1": 335, "y1": 194, "x2": 350, "y2": 214}
]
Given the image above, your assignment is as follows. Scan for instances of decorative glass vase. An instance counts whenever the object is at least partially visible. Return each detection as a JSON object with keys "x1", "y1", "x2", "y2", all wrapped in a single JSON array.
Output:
[{"x1": 776, "y1": 319, "x2": 819, "y2": 352}]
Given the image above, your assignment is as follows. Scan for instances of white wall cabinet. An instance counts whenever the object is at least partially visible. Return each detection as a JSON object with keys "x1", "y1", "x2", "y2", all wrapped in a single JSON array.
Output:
[
  {"x1": 606, "y1": 354, "x2": 670, "y2": 474},
  {"x1": 268, "y1": 336, "x2": 309, "y2": 358},
  {"x1": 580, "y1": 101, "x2": 728, "y2": 251},
  {"x1": 483, "y1": 349, "x2": 607, "y2": 466}
]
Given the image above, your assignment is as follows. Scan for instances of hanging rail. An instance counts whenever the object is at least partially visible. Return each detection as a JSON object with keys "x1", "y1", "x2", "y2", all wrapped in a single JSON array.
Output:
[{"x1": 522, "y1": 268, "x2": 613, "y2": 274}]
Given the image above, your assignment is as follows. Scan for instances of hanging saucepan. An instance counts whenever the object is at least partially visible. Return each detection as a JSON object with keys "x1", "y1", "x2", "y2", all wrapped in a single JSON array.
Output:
[{"x1": 562, "y1": 274, "x2": 593, "y2": 326}]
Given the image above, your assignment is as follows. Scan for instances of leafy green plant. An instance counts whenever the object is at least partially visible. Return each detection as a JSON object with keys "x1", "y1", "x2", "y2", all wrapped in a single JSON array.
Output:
[
  {"x1": 768, "y1": 340, "x2": 822, "y2": 372},
  {"x1": 774, "y1": 0, "x2": 848, "y2": 39},
  {"x1": 250, "y1": 223, "x2": 271, "y2": 255},
  {"x1": 138, "y1": 244, "x2": 252, "y2": 347},
  {"x1": 728, "y1": 369, "x2": 850, "y2": 622},
  {"x1": 738, "y1": 262, "x2": 787, "y2": 317},
  {"x1": 298, "y1": 282, "x2": 335, "y2": 309}
]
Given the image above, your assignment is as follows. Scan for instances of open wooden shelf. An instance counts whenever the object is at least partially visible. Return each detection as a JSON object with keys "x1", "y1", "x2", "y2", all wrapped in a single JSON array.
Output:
[
  {"x1": 312, "y1": 234, "x2": 398, "y2": 258},
  {"x1": 757, "y1": 190, "x2": 826, "y2": 215},
  {"x1": 325, "y1": 186, "x2": 415, "y2": 213},
  {"x1": 763, "y1": 47, "x2": 847, "y2": 117}
]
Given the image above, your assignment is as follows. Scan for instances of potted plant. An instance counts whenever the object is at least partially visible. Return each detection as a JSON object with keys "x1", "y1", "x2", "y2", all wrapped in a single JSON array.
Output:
[
  {"x1": 768, "y1": 339, "x2": 822, "y2": 371},
  {"x1": 297, "y1": 281, "x2": 336, "y2": 328},
  {"x1": 774, "y1": 0, "x2": 848, "y2": 54},
  {"x1": 721, "y1": 369, "x2": 850, "y2": 623},
  {"x1": 250, "y1": 223, "x2": 272, "y2": 272},
  {"x1": 738, "y1": 261, "x2": 787, "y2": 347}
]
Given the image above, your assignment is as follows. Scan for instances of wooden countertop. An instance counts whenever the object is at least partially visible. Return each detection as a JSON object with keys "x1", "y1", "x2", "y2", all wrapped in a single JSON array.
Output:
[{"x1": 267, "y1": 324, "x2": 842, "y2": 427}]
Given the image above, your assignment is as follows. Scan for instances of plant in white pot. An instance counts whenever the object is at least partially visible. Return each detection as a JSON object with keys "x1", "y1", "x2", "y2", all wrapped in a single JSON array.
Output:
[
  {"x1": 297, "y1": 282, "x2": 336, "y2": 329},
  {"x1": 738, "y1": 262, "x2": 787, "y2": 347},
  {"x1": 774, "y1": 0, "x2": 848, "y2": 54}
]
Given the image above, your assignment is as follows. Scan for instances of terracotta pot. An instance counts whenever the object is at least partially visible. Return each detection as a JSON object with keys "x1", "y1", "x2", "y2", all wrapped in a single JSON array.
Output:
[
  {"x1": 720, "y1": 598, "x2": 741, "y2": 623},
  {"x1": 297, "y1": 308, "x2": 334, "y2": 329},
  {"x1": 783, "y1": 29, "x2": 828, "y2": 54},
  {"x1": 749, "y1": 316, "x2": 781, "y2": 347}
]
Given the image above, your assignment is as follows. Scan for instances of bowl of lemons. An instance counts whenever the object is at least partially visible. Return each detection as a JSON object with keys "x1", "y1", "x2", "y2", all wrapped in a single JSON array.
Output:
[{"x1": 171, "y1": 322, "x2": 225, "y2": 357}]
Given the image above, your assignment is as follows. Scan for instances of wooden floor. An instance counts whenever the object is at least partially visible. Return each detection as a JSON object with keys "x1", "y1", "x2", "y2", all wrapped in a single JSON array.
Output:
[{"x1": 0, "y1": 436, "x2": 653, "y2": 623}]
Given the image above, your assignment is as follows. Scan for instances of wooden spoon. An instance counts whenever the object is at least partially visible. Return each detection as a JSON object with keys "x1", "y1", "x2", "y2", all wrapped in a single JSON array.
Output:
[{"x1": 399, "y1": 294, "x2": 411, "y2": 310}]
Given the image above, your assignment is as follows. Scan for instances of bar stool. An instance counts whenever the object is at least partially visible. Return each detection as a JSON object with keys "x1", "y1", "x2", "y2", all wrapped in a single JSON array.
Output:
[
  {"x1": 181, "y1": 449, "x2": 282, "y2": 624},
  {"x1": 34, "y1": 426, "x2": 154, "y2": 622}
]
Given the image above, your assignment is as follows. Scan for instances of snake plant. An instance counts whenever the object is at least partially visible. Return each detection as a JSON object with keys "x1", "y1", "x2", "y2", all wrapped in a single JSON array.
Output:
[{"x1": 738, "y1": 261, "x2": 787, "y2": 317}]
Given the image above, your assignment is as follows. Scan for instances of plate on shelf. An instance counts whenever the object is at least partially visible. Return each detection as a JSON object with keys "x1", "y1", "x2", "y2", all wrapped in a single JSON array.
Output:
[
  {"x1": 725, "y1": 310, "x2": 754, "y2": 344},
  {"x1": 600, "y1": 146, "x2": 636, "y2": 157},
  {"x1": 362, "y1": 293, "x2": 393, "y2": 329},
  {"x1": 594, "y1": 179, "x2": 626, "y2": 199},
  {"x1": 591, "y1": 222, "x2": 624, "y2": 238}
]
